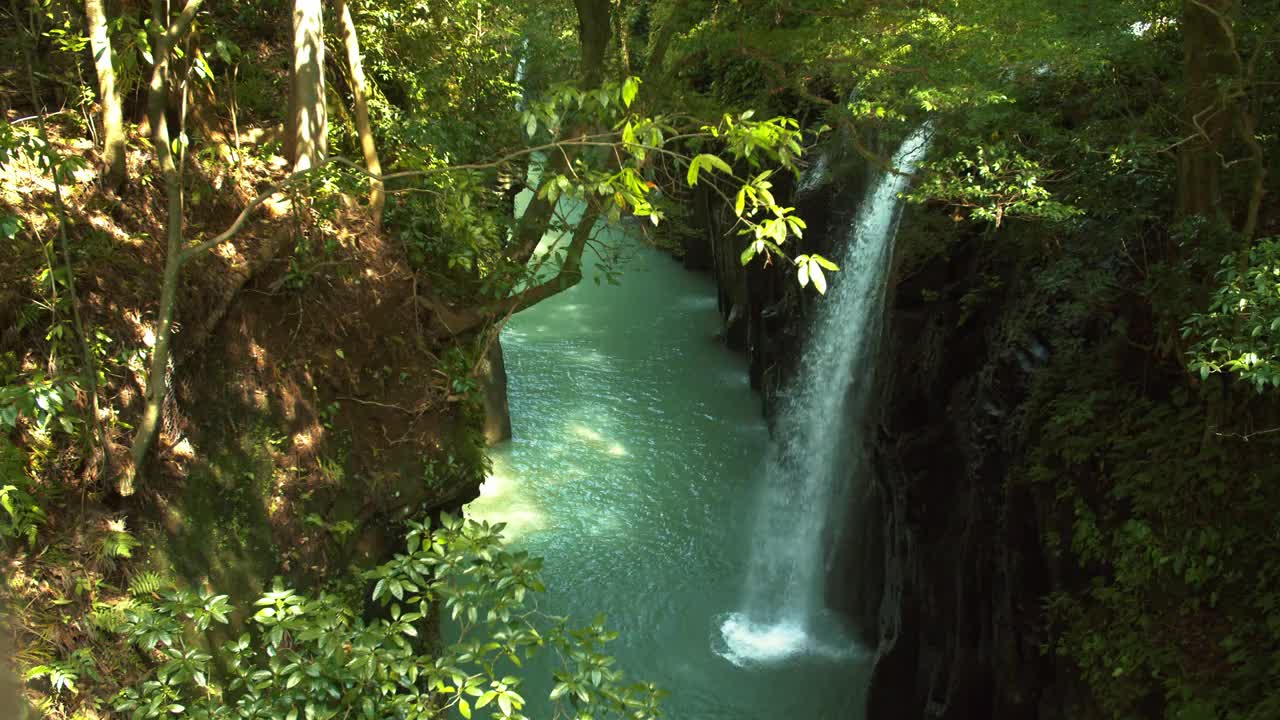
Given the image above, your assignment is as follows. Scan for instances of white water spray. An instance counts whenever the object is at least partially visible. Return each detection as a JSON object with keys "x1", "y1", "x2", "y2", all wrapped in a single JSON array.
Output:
[
  {"x1": 514, "y1": 37, "x2": 530, "y2": 111},
  {"x1": 715, "y1": 125, "x2": 933, "y2": 667}
]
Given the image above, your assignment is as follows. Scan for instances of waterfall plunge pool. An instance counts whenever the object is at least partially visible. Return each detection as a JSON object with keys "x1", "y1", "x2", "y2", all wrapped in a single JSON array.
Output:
[{"x1": 463, "y1": 226, "x2": 870, "y2": 719}]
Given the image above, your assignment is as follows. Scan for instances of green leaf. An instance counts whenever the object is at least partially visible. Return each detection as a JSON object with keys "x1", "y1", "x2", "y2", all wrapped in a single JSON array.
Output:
[
  {"x1": 686, "y1": 156, "x2": 702, "y2": 186},
  {"x1": 0, "y1": 215, "x2": 22, "y2": 240},
  {"x1": 812, "y1": 254, "x2": 839, "y2": 271},
  {"x1": 525, "y1": 114, "x2": 537, "y2": 139},
  {"x1": 734, "y1": 188, "x2": 746, "y2": 217},
  {"x1": 622, "y1": 77, "x2": 640, "y2": 108},
  {"x1": 459, "y1": 698, "x2": 472, "y2": 719},
  {"x1": 701, "y1": 154, "x2": 732, "y2": 176},
  {"x1": 809, "y1": 263, "x2": 828, "y2": 295}
]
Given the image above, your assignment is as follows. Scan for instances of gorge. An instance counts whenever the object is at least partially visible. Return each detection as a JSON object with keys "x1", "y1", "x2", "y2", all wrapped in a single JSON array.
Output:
[{"x1": 3, "y1": 3, "x2": 1277, "y2": 720}]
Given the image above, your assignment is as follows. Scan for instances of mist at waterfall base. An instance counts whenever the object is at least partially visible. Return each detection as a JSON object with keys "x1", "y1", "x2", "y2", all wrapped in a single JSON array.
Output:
[{"x1": 714, "y1": 126, "x2": 935, "y2": 669}]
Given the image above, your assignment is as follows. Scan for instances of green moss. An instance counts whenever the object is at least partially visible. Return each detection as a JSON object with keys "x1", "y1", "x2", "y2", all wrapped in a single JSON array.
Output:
[{"x1": 153, "y1": 419, "x2": 282, "y2": 606}]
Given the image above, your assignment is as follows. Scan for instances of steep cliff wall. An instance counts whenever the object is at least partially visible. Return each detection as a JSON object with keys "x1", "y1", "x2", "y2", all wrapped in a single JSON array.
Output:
[
  {"x1": 686, "y1": 137, "x2": 1092, "y2": 719},
  {"x1": 687, "y1": 149, "x2": 1084, "y2": 718},
  {"x1": 862, "y1": 215, "x2": 1076, "y2": 719}
]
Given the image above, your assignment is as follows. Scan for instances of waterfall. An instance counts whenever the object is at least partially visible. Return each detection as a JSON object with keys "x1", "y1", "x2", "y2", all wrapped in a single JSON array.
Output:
[
  {"x1": 514, "y1": 37, "x2": 530, "y2": 111},
  {"x1": 715, "y1": 125, "x2": 933, "y2": 667}
]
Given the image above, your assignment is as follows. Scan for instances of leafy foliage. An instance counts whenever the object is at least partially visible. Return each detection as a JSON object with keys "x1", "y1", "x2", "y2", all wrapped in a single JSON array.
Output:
[
  {"x1": 908, "y1": 142, "x2": 1083, "y2": 226},
  {"x1": 385, "y1": 75, "x2": 826, "y2": 311},
  {"x1": 24, "y1": 649, "x2": 98, "y2": 698},
  {"x1": 109, "y1": 516, "x2": 661, "y2": 720},
  {"x1": 1030, "y1": 373, "x2": 1280, "y2": 720},
  {"x1": 1185, "y1": 238, "x2": 1280, "y2": 391},
  {"x1": 0, "y1": 440, "x2": 44, "y2": 548}
]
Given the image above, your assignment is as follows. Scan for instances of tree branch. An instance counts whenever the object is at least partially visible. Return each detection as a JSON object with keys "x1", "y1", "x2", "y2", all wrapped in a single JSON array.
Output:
[
  {"x1": 174, "y1": 135, "x2": 622, "y2": 264},
  {"x1": 496, "y1": 204, "x2": 602, "y2": 316}
]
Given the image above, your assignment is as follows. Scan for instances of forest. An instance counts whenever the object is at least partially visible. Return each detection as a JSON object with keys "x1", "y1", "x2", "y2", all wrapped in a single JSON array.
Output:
[{"x1": 0, "y1": 1, "x2": 1277, "y2": 719}]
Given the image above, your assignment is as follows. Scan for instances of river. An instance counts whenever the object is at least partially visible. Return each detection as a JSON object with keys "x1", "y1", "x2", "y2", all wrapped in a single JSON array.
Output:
[{"x1": 465, "y1": 219, "x2": 869, "y2": 719}]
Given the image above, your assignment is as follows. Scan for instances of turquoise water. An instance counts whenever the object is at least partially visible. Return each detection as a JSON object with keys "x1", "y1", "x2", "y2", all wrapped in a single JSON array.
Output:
[{"x1": 465, "y1": 220, "x2": 869, "y2": 718}]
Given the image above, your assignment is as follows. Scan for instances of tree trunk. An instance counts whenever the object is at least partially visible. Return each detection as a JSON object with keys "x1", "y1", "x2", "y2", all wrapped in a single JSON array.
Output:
[
  {"x1": 290, "y1": 0, "x2": 327, "y2": 172},
  {"x1": 336, "y1": 0, "x2": 383, "y2": 225},
  {"x1": 614, "y1": 0, "x2": 632, "y2": 76},
  {"x1": 501, "y1": 0, "x2": 612, "y2": 265},
  {"x1": 122, "y1": 0, "x2": 205, "y2": 496},
  {"x1": 15, "y1": 0, "x2": 115, "y2": 482},
  {"x1": 573, "y1": 0, "x2": 612, "y2": 90},
  {"x1": 644, "y1": 4, "x2": 678, "y2": 84},
  {"x1": 1177, "y1": 0, "x2": 1236, "y2": 220},
  {"x1": 85, "y1": 0, "x2": 126, "y2": 189}
]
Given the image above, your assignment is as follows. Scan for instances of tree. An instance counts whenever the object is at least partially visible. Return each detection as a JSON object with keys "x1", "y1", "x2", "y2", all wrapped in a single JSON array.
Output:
[
  {"x1": 84, "y1": 0, "x2": 126, "y2": 189},
  {"x1": 288, "y1": 0, "x2": 327, "y2": 172},
  {"x1": 336, "y1": 0, "x2": 384, "y2": 225},
  {"x1": 1177, "y1": 0, "x2": 1268, "y2": 247},
  {"x1": 122, "y1": 0, "x2": 206, "y2": 496},
  {"x1": 573, "y1": 0, "x2": 612, "y2": 89}
]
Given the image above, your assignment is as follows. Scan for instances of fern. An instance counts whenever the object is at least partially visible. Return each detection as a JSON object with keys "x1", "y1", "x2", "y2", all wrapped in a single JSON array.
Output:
[
  {"x1": 23, "y1": 649, "x2": 97, "y2": 696},
  {"x1": 89, "y1": 599, "x2": 135, "y2": 634},
  {"x1": 127, "y1": 571, "x2": 167, "y2": 597},
  {"x1": 98, "y1": 530, "x2": 139, "y2": 562}
]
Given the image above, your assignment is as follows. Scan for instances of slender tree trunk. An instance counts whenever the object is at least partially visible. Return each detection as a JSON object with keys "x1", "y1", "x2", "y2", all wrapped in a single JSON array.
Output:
[
  {"x1": 15, "y1": 0, "x2": 114, "y2": 481},
  {"x1": 85, "y1": 0, "x2": 126, "y2": 189},
  {"x1": 122, "y1": 0, "x2": 204, "y2": 496},
  {"x1": 497, "y1": 2, "x2": 609, "y2": 314},
  {"x1": 1177, "y1": 0, "x2": 1236, "y2": 220},
  {"x1": 437, "y1": 0, "x2": 612, "y2": 339},
  {"x1": 336, "y1": 0, "x2": 383, "y2": 225},
  {"x1": 290, "y1": 0, "x2": 327, "y2": 172}
]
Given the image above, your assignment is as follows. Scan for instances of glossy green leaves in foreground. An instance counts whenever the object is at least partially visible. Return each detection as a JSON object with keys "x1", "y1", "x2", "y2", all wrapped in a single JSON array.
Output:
[
  {"x1": 517, "y1": 80, "x2": 833, "y2": 294},
  {"x1": 1184, "y1": 238, "x2": 1280, "y2": 392},
  {"x1": 107, "y1": 515, "x2": 662, "y2": 720}
]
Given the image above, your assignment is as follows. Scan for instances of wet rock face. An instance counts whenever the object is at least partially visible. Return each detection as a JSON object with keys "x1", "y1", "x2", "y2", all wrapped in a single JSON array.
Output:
[
  {"x1": 688, "y1": 136, "x2": 875, "y2": 411},
  {"x1": 691, "y1": 133, "x2": 1084, "y2": 717},
  {"x1": 861, "y1": 226, "x2": 1080, "y2": 720}
]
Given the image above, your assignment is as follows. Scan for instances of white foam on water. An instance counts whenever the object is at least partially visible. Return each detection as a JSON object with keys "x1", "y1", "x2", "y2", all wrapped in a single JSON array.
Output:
[{"x1": 711, "y1": 612, "x2": 860, "y2": 668}]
